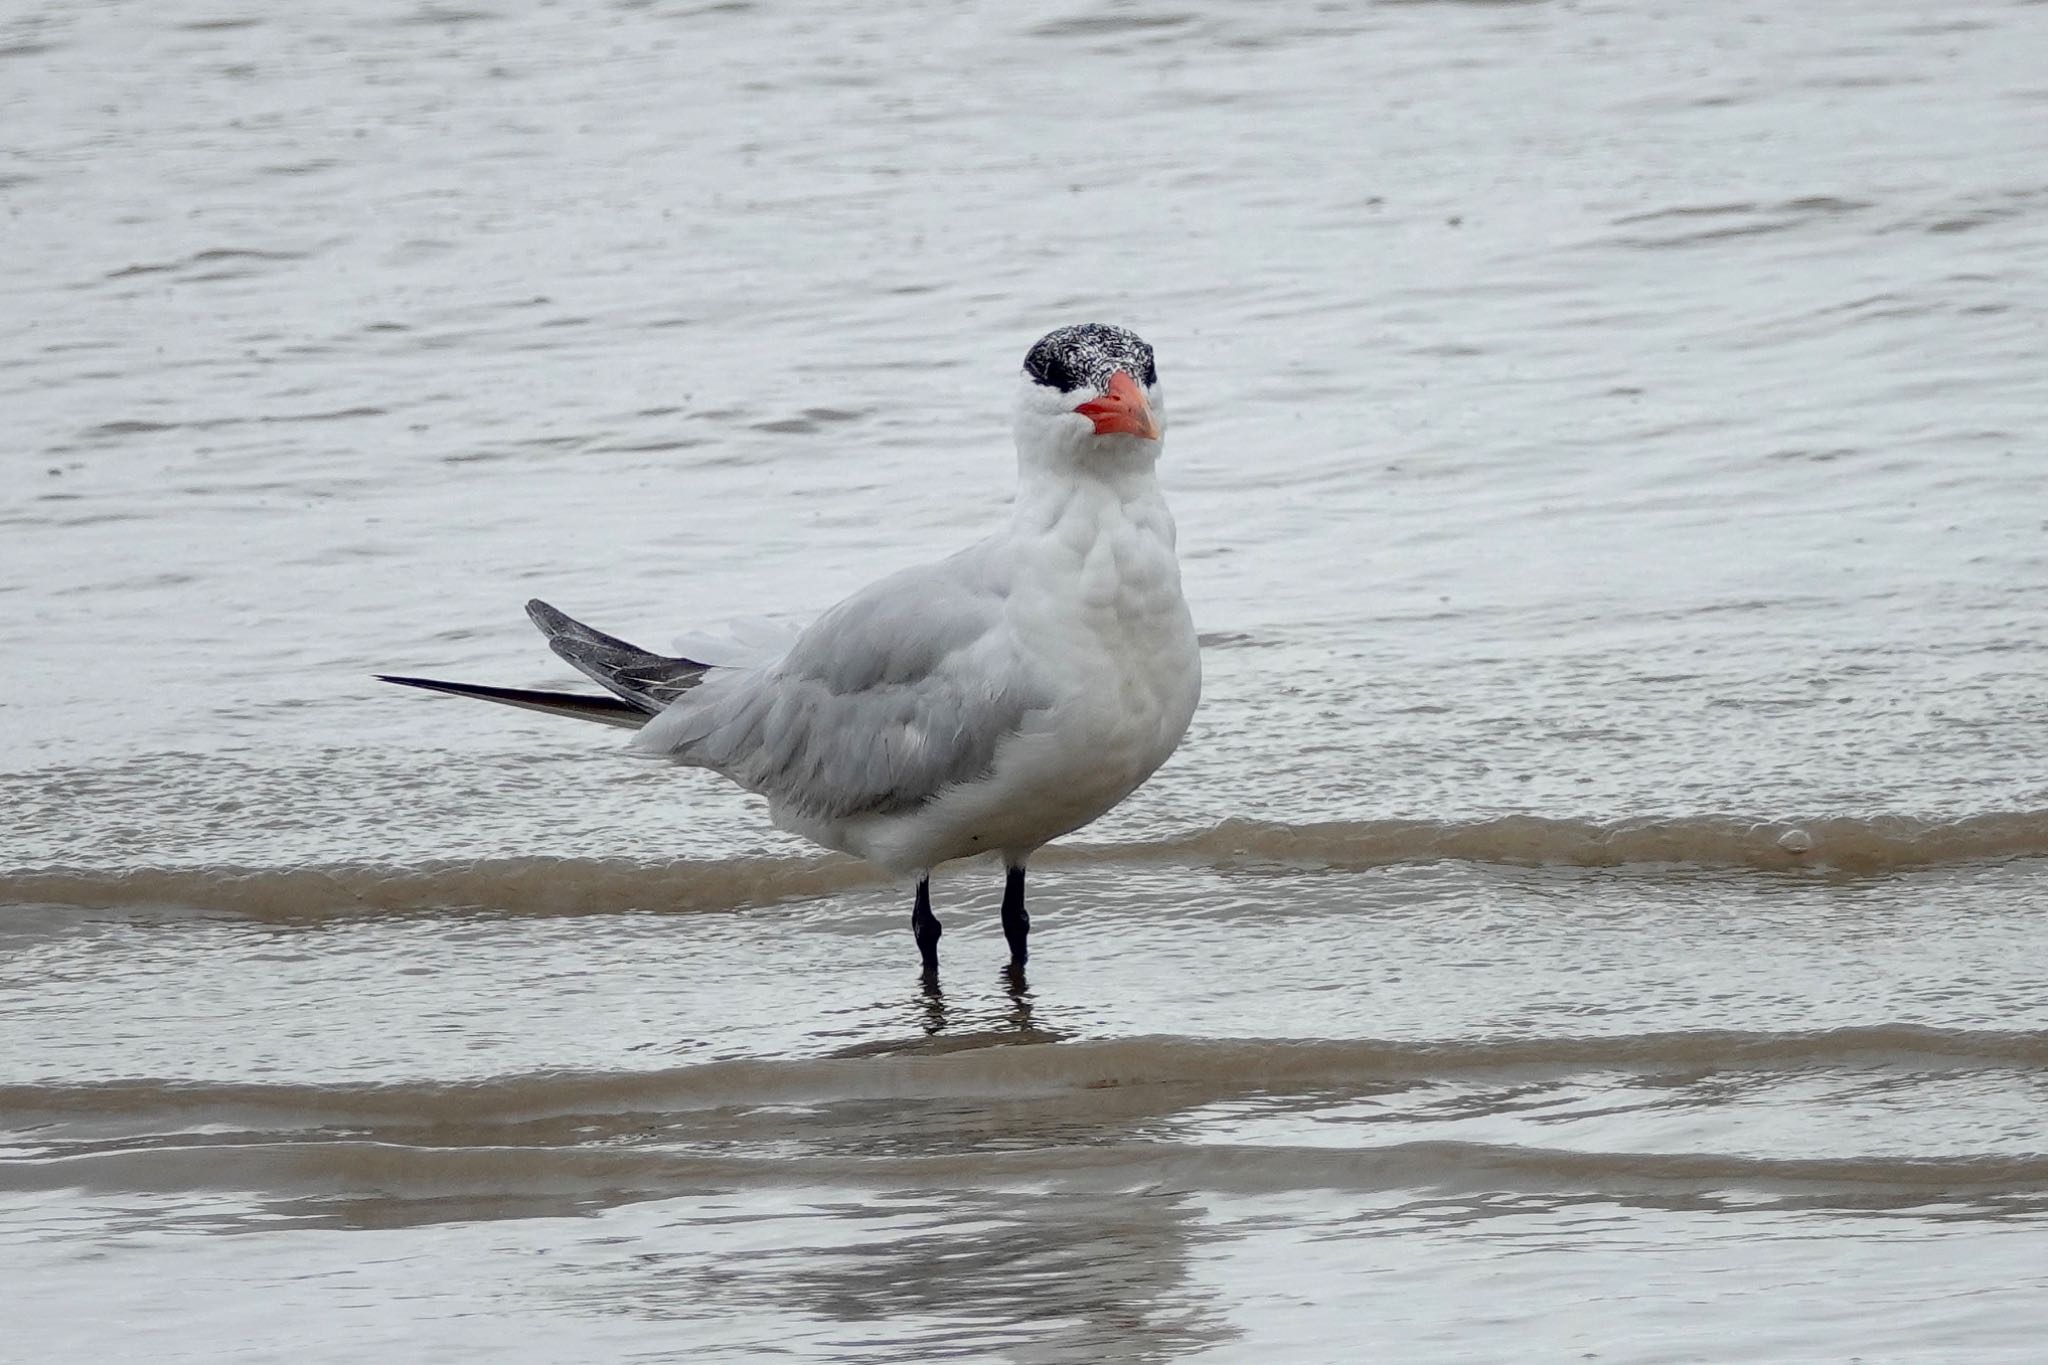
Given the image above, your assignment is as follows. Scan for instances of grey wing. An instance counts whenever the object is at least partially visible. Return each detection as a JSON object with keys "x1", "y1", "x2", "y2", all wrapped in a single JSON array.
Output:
[{"x1": 631, "y1": 552, "x2": 1044, "y2": 820}]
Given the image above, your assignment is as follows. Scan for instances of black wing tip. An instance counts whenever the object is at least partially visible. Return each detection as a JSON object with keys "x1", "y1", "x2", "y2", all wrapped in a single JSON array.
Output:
[
  {"x1": 376, "y1": 673, "x2": 450, "y2": 690},
  {"x1": 373, "y1": 672, "x2": 649, "y2": 728},
  {"x1": 377, "y1": 673, "x2": 535, "y2": 703}
]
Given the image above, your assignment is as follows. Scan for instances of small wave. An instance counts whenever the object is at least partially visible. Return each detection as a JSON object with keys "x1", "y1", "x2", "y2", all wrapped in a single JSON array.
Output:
[
  {"x1": 1601, "y1": 196, "x2": 1873, "y2": 249},
  {"x1": 6, "y1": 1027, "x2": 2043, "y2": 1138},
  {"x1": 0, "y1": 855, "x2": 882, "y2": 921},
  {"x1": 1027, "y1": 12, "x2": 1198, "y2": 40},
  {"x1": 1141, "y1": 810, "x2": 2048, "y2": 875},
  {"x1": 6, "y1": 811, "x2": 2045, "y2": 919},
  {"x1": 7, "y1": 1137, "x2": 2043, "y2": 1206},
  {"x1": 100, "y1": 246, "x2": 310, "y2": 284}
]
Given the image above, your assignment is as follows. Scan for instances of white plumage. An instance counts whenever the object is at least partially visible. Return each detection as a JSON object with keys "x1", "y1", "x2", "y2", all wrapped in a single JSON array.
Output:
[{"x1": 383, "y1": 323, "x2": 1199, "y2": 971}]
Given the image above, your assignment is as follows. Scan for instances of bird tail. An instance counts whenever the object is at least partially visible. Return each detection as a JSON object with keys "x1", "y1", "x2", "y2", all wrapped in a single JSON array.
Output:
[
  {"x1": 378, "y1": 601, "x2": 711, "y2": 729},
  {"x1": 524, "y1": 599, "x2": 708, "y2": 712},
  {"x1": 374, "y1": 675, "x2": 651, "y2": 729}
]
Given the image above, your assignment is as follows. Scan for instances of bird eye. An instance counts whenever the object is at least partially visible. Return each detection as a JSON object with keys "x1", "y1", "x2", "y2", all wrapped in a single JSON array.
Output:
[{"x1": 1025, "y1": 342, "x2": 1080, "y2": 392}]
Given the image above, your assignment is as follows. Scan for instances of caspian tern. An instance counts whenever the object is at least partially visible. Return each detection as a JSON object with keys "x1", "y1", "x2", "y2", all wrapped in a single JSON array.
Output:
[{"x1": 380, "y1": 323, "x2": 1200, "y2": 974}]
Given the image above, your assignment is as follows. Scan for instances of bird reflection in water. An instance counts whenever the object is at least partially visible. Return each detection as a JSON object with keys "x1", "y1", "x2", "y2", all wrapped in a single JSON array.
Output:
[{"x1": 909, "y1": 964, "x2": 1054, "y2": 1047}]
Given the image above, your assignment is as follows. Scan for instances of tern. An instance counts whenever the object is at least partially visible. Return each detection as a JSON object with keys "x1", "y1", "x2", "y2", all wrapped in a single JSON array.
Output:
[{"x1": 381, "y1": 323, "x2": 1201, "y2": 974}]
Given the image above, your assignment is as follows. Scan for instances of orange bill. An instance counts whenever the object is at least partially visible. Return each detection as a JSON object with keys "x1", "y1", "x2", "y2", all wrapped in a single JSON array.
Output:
[{"x1": 1074, "y1": 370, "x2": 1160, "y2": 440}]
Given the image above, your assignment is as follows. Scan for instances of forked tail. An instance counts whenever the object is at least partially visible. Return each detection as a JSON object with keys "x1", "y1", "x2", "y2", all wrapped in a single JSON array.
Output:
[{"x1": 377, "y1": 599, "x2": 710, "y2": 728}]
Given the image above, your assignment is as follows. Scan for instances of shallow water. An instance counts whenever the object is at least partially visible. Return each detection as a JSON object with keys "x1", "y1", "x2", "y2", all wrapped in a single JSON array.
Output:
[{"x1": 6, "y1": 0, "x2": 2048, "y2": 1359}]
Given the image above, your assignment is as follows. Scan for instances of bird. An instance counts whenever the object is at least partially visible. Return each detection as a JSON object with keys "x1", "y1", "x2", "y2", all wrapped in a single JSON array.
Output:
[{"x1": 380, "y1": 323, "x2": 1201, "y2": 975}]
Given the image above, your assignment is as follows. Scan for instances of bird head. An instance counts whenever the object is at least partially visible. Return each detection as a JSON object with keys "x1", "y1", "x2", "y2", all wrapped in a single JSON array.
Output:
[{"x1": 1012, "y1": 323, "x2": 1165, "y2": 467}]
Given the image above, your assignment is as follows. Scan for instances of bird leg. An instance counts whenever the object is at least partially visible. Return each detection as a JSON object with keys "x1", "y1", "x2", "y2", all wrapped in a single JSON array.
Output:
[
  {"x1": 912, "y1": 877, "x2": 942, "y2": 974},
  {"x1": 1001, "y1": 865, "x2": 1029, "y2": 966}
]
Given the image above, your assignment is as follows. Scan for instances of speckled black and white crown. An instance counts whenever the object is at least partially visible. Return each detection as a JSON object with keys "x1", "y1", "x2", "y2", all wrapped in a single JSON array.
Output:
[{"x1": 1023, "y1": 323, "x2": 1159, "y2": 394}]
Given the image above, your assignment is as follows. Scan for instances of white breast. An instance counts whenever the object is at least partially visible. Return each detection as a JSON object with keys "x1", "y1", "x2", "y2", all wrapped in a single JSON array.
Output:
[{"x1": 853, "y1": 480, "x2": 1201, "y2": 874}]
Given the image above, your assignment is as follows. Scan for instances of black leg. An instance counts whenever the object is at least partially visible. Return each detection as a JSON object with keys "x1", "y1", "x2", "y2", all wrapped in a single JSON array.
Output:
[
  {"x1": 1001, "y1": 864, "x2": 1029, "y2": 966},
  {"x1": 911, "y1": 877, "x2": 941, "y2": 974}
]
